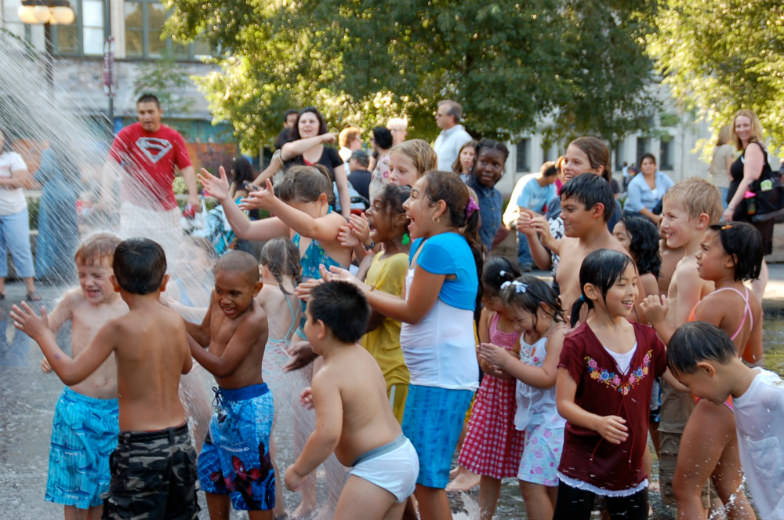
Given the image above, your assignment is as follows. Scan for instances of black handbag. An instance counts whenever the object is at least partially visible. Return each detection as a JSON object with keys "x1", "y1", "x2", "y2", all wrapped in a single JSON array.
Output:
[{"x1": 732, "y1": 147, "x2": 784, "y2": 222}]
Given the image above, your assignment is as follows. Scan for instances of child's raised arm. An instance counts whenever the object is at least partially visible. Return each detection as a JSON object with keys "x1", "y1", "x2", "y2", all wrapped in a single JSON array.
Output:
[
  {"x1": 199, "y1": 167, "x2": 289, "y2": 241},
  {"x1": 480, "y1": 326, "x2": 565, "y2": 388},
  {"x1": 285, "y1": 367, "x2": 343, "y2": 491},
  {"x1": 12, "y1": 303, "x2": 116, "y2": 386},
  {"x1": 183, "y1": 295, "x2": 214, "y2": 348},
  {"x1": 240, "y1": 179, "x2": 344, "y2": 244},
  {"x1": 556, "y1": 368, "x2": 628, "y2": 445}
]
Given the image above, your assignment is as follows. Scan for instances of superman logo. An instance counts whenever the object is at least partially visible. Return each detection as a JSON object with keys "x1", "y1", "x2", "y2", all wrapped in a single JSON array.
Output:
[{"x1": 135, "y1": 137, "x2": 173, "y2": 164}]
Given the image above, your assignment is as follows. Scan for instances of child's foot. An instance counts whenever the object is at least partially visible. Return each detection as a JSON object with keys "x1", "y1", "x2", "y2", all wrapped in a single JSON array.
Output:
[
  {"x1": 445, "y1": 467, "x2": 480, "y2": 491},
  {"x1": 291, "y1": 501, "x2": 316, "y2": 519},
  {"x1": 26, "y1": 292, "x2": 41, "y2": 302}
]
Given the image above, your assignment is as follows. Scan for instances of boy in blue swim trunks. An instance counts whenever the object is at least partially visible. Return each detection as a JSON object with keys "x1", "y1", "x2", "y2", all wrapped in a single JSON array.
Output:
[
  {"x1": 13, "y1": 238, "x2": 199, "y2": 519},
  {"x1": 285, "y1": 281, "x2": 418, "y2": 520},
  {"x1": 184, "y1": 250, "x2": 275, "y2": 518},
  {"x1": 38, "y1": 233, "x2": 127, "y2": 519}
]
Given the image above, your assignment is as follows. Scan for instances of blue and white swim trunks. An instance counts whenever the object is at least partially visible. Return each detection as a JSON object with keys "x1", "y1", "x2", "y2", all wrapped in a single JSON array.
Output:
[
  {"x1": 198, "y1": 383, "x2": 275, "y2": 511},
  {"x1": 45, "y1": 387, "x2": 119, "y2": 509}
]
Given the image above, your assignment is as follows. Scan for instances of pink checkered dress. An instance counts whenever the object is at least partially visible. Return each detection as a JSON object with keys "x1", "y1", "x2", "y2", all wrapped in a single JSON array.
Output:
[{"x1": 458, "y1": 313, "x2": 525, "y2": 478}]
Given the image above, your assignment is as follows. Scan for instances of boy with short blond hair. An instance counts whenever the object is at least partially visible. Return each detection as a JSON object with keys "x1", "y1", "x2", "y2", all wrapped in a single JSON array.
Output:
[
  {"x1": 38, "y1": 233, "x2": 126, "y2": 520},
  {"x1": 285, "y1": 281, "x2": 418, "y2": 520},
  {"x1": 13, "y1": 238, "x2": 198, "y2": 519},
  {"x1": 184, "y1": 250, "x2": 274, "y2": 518},
  {"x1": 640, "y1": 176, "x2": 722, "y2": 514}
]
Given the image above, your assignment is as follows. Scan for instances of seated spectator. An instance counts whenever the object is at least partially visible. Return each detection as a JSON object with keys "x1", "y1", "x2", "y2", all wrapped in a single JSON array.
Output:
[
  {"x1": 624, "y1": 153, "x2": 674, "y2": 225},
  {"x1": 348, "y1": 149, "x2": 372, "y2": 201}
]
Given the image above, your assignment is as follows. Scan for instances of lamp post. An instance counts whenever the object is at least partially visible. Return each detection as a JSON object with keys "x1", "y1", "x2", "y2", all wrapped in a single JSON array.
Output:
[{"x1": 17, "y1": 0, "x2": 75, "y2": 89}]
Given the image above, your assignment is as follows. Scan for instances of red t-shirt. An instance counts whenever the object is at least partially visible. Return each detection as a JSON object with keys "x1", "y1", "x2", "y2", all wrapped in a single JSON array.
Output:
[
  {"x1": 109, "y1": 123, "x2": 192, "y2": 210},
  {"x1": 558, "y1": 321, "x2": 666, "y2": 491}
]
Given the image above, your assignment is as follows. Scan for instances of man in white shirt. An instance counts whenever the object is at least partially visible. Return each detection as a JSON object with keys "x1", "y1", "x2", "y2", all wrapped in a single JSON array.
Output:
[{"x1": 433, "y1": 100, "x2": 473, "y2": 171}]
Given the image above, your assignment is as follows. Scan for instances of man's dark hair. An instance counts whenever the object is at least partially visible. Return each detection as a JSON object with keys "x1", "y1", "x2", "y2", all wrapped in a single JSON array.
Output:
[
  {"x1": 560, "y1": 173, "x2": 614, "y2": 221},
  {"x1": 350, "y1": 149, "x2": 369, "y2": 168},
  {"x1": 668, "y1": 322, "x2": 736, "y2": 374},
  {"x1": 136, "y1": 93, "x2": 161, "y2": 108},
  {"x1": 308, "y1": 281, "x2": 369, "y2": 343},
  {"x1": 284, "y1": 109, "x2": 299, "y2": 120},
  {"x1": 372, "y1": 126, "x2": 393, "y2": 150},
  {"x1": 113, "y1": 238, "x2": 167, "y2": 295}
]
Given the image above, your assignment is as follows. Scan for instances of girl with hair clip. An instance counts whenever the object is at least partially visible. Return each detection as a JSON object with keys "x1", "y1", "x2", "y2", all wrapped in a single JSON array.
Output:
[
  {"x1": 479, "y1": 275, "x2": 567, "y2": 520},
  {"x1": 323, "y1": 170, "x2": 482, "y2": 519},
  {"x1": 554, "y1": 249, "x2": 681, "y2": 520},
  {"x1": 641, "y1": 222, "x2": 762, "y2": 519},
  {"x1": 448, "y1": 257, "x2": 521, "y2": 496}
]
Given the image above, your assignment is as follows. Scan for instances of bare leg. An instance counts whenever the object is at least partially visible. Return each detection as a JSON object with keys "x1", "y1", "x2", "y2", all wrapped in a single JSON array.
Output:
[
  {"x1": 711, "y1": 433, "x2": 756, "y2": 520},
  {"x1": 334, "y1": 475, "x2": 400, "y2": 520},
  {"x1": 751, "y1": 259, "x2": 768, "y2": 303},
  {"x1": 63, "y1": 505, "x2": 88, "y2": 520},
  {"x1": 86, "y1": 505, "x2": 103, "y2": 520},
  {"x1": 24, "y1": 276, "x2": 36, "y2": 295},
  {"x1": 269, "y1": 436, "x2": 286, "y2": 518},
  {"x1": 478, "y1": 476, "x2": 501, "y2": 520},
  {"x1": 673, "y1": 400, "x2": 735, "y2": 520},
  {"x1": 205, "y1": 492, "x2": 231, "y2": 520},
  {"x1": 445, "y1": 466, "x2": 480, "y2": 492},
  {"x1": 249, "y1": 510, "x2": 274, "y2": 520},
  {"x1": 414, "y1": 484, "x2": 451, "y2": 520},
  {"x1": 0, "y1": 277, "x2": 5, "y2": 295},
  {"x1": 519, "y1": 481, "x2": 557, "y2": 520}
]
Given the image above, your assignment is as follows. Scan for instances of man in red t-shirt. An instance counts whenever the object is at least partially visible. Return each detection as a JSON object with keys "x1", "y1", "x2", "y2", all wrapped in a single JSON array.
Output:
[{"x1": 102, "y1": 94, "x2": 199, "y2": 250}]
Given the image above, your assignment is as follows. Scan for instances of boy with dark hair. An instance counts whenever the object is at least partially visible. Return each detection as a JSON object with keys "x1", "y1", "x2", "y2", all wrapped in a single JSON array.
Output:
[
  {"x1": 553, "y1": 173, "x2": 625, "y2": 320},
  {"x1": 184, "y1": 250, "x2": 274, "y2": 519},
  {"x1": 668, "y1": 322, "x2": 784, "y2": 519},
  {"x1": 39, "y1": 233, "x2": 127, "y2": 520},
  {"x1": 12, "y1": 238, "x2": 198, "y2": 520},
  {"x1": 285, "y1": 281, "x2": 418, "y2": 520}
]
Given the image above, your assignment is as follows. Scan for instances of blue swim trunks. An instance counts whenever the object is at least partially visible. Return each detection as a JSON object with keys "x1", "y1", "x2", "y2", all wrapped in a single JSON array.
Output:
[
  {"x1": 402, "y1": 384, "x2": 473, "y2": 489},
  {"x1": 198, "y1": 383, "x2": 275, "y2": 511},
  {"x1": 45, "y1": 387, "x2": 119, "y2": 509}
]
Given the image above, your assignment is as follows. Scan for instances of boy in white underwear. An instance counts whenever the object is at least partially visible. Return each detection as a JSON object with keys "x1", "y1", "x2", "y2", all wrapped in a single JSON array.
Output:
[{"x1": 284, "y1": 281, "x2": 418, "y2": 519}]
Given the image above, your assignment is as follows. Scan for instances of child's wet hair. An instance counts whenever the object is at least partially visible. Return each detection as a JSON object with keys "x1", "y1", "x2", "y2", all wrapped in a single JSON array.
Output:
[
  {"x1": 667, "y1": 321, "x2": 736, "y2": 374},
  {"x1": 276, "y1": 165, "x2": 335, "y2": 207},
  {"x1": 378, "y1": 183, "x2": 411, "y2": 215},
  {"x1": 620, "y1": 215, "x2": 661, "y2": 276},
  {"x1": 708, "y1": 222, "x2": 763, "y2": 281},
  {"x1": 113, "y1": 238, "x2": 167, "y2": 295},
  {"x1": 390, "y1": 139, "x2": 437, "y2": 178},
  {"x1": 74, "y1": 232, "x2": 122, "y2": 266},
  {"x1": 482, "y1": 257, "x2": 520, "y2": 298},
  {"x1": 560, "y1": 173, "x2": 614, "y2": 222},
  {"x1": 423, "y1": 170, "x2": 485, "y2": 307},
  {"x1": 570, "y1": 248, "x2": 635, "y2": 327},
  {"x1": 308, "y1": 281, "x2": 370, "y2": 343},
  {"x1": 501, "y1": 274, "x2": 564, "y2": 325},
  {"x1": 214, "y1": 250, "x2": 260, "y2": 285},
  {"x1": 260, "y1": 238, "x2": 302, "y2": 294},
  {"x1": 662, "y1": 177, "x2": 722, "y2": 225}
]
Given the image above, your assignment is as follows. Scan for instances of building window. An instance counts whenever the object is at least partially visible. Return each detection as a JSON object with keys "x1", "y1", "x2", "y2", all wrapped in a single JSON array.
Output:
[
  {"x1": 51, "y1": 0, "x2": 106, "y2": 56},
  {"x1": 660, "y1": 136, "x2": 674, "y2": 171},
  {"x1": 542, "y1": 143, "x2": 556, "y2": 163},
  {"x1": 124, "y1": 0, "x2": 210, "y2": 59},
  {"x1": 635, "y1": 137, "x2": 650, "y2": 167},
  {"x1": 516, "y1": 138, "x2": 530, "y2": 173}
]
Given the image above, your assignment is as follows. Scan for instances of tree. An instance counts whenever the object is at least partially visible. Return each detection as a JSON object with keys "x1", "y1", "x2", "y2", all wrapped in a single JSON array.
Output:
[
  {"x1": 648, "y1": 0, "x2": 784, "y2": 148},
  {"x1": 164, "y1": 0, "x2": 660, "y2": 151}
]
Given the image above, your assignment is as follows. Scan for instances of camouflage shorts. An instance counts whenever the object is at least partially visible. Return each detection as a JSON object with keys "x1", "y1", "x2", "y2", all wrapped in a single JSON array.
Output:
[{"x1": 102, "y1": 424, "x2": 199, "y2": 520}]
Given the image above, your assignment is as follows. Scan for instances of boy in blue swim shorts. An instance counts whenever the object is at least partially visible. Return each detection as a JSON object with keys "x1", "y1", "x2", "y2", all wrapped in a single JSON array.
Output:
[
  {"x1": 183, "y1": 251, "x2": 276, "y2": 517},
  {"x1": 285, "y1": 282, "x2": 418, "y2": 519},
  {"x1": 39, "y1": 233, "x2": 128, "y2": 519}
]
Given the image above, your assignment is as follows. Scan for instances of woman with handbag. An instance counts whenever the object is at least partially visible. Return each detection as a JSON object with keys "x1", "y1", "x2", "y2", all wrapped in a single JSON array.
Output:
[{"x1": 723, "y1": 109, "x2": 773, "y2": 299}]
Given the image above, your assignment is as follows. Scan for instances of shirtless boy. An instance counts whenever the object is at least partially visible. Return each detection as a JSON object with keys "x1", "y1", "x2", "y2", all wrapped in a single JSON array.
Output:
[
  {"x1": 184, "y1": 250, "x2": 274, "y2": 519},
  {"x1": 640, "y1": 177, "x2": 722, "y2": 515},
  {"x1": 12, "y1": 238, "x2": 198, "y2": 519},
  {"x1": 39, "y1": 233, "x2": 126, "y2": 520},
  {"x1": 554, "y1": 173, "x2": 625, "y2": 319},
  {"x1": 285, "y1": 281, "x2": 418, "y2": 520}
]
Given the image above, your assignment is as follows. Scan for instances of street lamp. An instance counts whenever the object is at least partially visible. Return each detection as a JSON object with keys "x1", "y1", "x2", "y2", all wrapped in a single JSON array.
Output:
[{"x1": 17, "y1": 0, "x2": 76, "y2": 87}]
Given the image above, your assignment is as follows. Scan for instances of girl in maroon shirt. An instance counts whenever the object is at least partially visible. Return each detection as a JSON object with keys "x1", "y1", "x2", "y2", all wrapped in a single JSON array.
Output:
[{"x1": 554, "y1": 249, "x2": 679, "y2": 519}]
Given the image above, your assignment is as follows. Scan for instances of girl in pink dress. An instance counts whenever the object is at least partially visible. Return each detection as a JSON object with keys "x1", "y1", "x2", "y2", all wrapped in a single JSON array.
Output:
[{"x1": 458, "y1": 258, "x2": 526, "y2": 519}]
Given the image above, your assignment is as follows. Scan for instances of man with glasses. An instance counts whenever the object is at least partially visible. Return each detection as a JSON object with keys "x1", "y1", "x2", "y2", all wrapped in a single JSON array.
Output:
[{"x1": 433, "y1": 100, "x2": 473, "y2": 171}]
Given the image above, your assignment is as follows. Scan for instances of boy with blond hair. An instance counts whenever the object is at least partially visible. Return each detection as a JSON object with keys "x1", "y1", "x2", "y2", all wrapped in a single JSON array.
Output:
[
  {"x1": 36, "y1": 233, "x2": 127, "y2": 520},
  {"x1": 13, "y1": 238, "x2": 198, "y2": 519},
  {"x1": 640, "y1": 177, "x2": 723, "y2": 515},
  {"x1": 285, "y1": 281, "x2": 418, "y2": 520},
  {"x1": 184, "y1": 250, "x2": 275, "y2": 519}
]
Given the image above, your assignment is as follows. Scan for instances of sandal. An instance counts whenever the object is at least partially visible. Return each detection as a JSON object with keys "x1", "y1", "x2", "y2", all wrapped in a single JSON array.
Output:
[{"x1": 26, "y1": 292, "x2": 41, "y2": 302}]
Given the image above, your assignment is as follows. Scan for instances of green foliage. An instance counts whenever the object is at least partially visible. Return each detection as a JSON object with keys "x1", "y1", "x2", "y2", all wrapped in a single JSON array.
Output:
[
  {"x1": 164, "y1": 0, "x2": 660, "y2": 150},
  {"x1": 648, "y1": 0, "x2": 784, "y2": 148},
  {"x1": 133, "y1": 51, "x2": 194, "y2": 115}
]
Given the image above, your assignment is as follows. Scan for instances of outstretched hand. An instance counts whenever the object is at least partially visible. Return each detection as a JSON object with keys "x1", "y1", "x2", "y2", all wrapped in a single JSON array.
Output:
[
  {"x1": 198, "y1": 166, "x2": 230, "y2": 202},
  {"x1": 239, "y1": 178, "x2": 276, "y2": 211},
  {"x1": 295, "y1": 278, "x2": 324, "y2": 301},
  {"x1": 639, "y1": 294, "x2": 668, "y2": 324},
  {"x1": 321, "y1": 264, "x2": 361, "y2": 287},
  {"x1": 300, "y1": 387, "x2": 314, "y2": 409},
  {"x1": 10, "y1": 302, "x2": 51, "y2": 342}
]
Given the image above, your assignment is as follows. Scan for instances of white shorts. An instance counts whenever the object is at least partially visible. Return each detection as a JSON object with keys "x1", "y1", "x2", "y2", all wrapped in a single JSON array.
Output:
[{"x1": 349, "y1": 435, "x2": 419, "y2": 502}]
